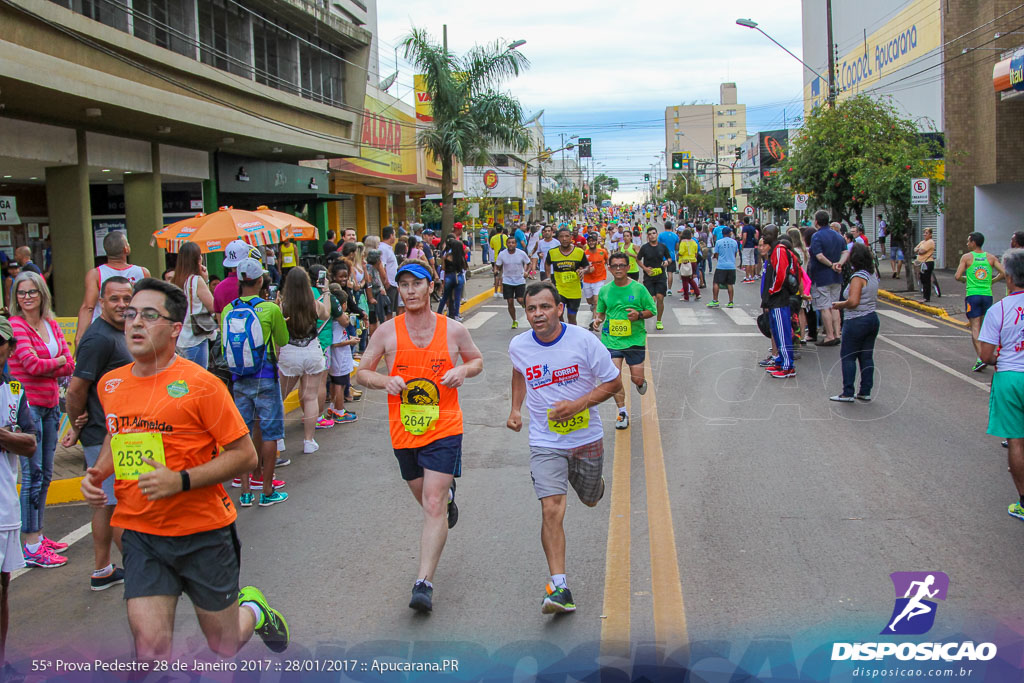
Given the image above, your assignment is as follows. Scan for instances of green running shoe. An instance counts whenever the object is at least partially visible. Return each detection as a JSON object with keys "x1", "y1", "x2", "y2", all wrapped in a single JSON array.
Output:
[
  {"x1": 541, "y1": 583, "x2": 576, "y2": 614},
  {"x1": 1009, "y1": 502, "x2": 1024, "y2": 522},
  {"x1": 238, "y1": 493, "x2": 254, "y2": 508},
  {"x1": 239, "y1": 586, "x2": 289, "y2": 652}
]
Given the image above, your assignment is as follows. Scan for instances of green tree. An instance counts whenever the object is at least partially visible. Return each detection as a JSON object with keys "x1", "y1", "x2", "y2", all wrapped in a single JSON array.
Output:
[
  {"x1": 787, "y1": 94, "x2": 943, "y2": 290},
  {"x1": 541, "y1": 189, "x2": 579, "y2": 216},
  {"x1": 747, "y1": 172, "x2": 792, "y2": 223},
  {"x1": 593, "y1": 173, "x2": 619, "y2": 201},
  {"x1": 402, "y1": 28, "x2": 531, "y2": 237}
]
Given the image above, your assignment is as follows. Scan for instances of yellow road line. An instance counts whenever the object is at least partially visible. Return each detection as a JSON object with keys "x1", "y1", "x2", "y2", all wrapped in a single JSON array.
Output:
[
  {"x1": 600, "y1": 377, "x2": 631, "y2": 657},
  {"x1": 641, "y1": 354, "x2": 688, "y2": 652}
]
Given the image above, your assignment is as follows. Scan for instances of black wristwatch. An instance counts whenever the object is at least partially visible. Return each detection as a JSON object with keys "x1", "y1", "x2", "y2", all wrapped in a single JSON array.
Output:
[{"x1": 180, "y1": 470, "x2": 191, "y2": 492}]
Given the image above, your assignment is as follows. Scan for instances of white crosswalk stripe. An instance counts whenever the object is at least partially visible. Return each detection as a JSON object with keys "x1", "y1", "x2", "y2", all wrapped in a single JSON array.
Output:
[
  {"x1": 721, "y1": 307, "x2": 757, "y2": 326},
  {"x1": 463, "y1": 312, "x2": 497, "y2": 329},
  {"x1": 576, "y1": 309, "x2": 594, "y2": 329},
  {"x1": 673, "y1": 308, "x2": 703, "y2": 325},
  {"x1": 876, "y1": 310, "x2": 936, "y2": 329}
]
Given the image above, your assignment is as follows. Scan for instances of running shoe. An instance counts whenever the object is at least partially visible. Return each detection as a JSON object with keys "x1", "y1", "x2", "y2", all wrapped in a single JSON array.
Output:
[
  {"x1": 334, "y1": 410, "x2": 358, "y2": 424},
  {"x1": 239, "y1": 586, "x2": 290, "y2": 652},
  {"x1": 706, "y1": 300, "x2": 720, "y2": 308},
  {"x1": 41, "y1": 536, "x2": 68, "y2": 551},
  {"x1": 327, "y1": 407, "x2": 346, "y2": 420},
  {"x1": 829, "y1": 395, "x2": 855, "y2": 403},
  {"x1": 615, "y1": 413, "x2": 629, "y2": 430},
  {"x1": 316, "y1": 416, "x2": 335, "y2": 429},
  {"x1": 1003, "y1": 440, "x2": 1010, "y2": 448},
  {"x1": 23, "y1": 544, "x2": 67, "y2": 568},
  {"x1": 655, "y1": 321, "x2": 664, "y2": 330},
  {"x1": 1009, "y1": 502, "x2": 1024, "y2": 522},
  {"x1": 349, "y1": 389, "x2": 363, "y2": 401},
  {"x1": 90, "y1": 566, "x2": 125, "y2": 591},
  {"x1": 725, "y1": 302, "x2": 734, "y2": 308},
  {"x1": 276, "y1": 457, "x2": 291, "y2": 468},
  {"x1": 637, "y1": 379, "x2": 648, "y2": 395},
  {"x1": 448, "y1": 480, "x2": 458, "y2": 529},
  {"x1": 758, "y1": 357, "x2": 777, "y2": 367},
  {"x1": 303, "y1": 439, "x2": 319, "y2": 454},
  {"x1": 541, "y1": 583, "x2": 576, "y2": 614},
  {"x1": 972, "y1": 359, "x2": 986, "y2": 372},
  {"x1": 239, "y1": 493, "x2": 254, "y2": 507},
  {"x1": 764, "y1": 365, "x2": 782, "y2": 373},
  {"x1": 770, "y1": 368, "x2": 797, "y2": 379},
  {"x1": 512, "y1": 320, "x2": 519, "y2": 329},
  {"x1": 455, "y1": 315, "x2": 464, "y2": 322},
  {"x1": 250, "y1": 476, "x2": 285, "y2": 488},
  {"x1": 855, "y1": 394, "x2": 872, "y2": 402},
  {"x1": 259, "y1": 491, "x2": 289, "y2": 507},
  {"x1": 409, "y1": 581, "x2": 433, "y2": 612},
  {"x1": 695, "y1": 294, "x2": 702, "y2": 301}
]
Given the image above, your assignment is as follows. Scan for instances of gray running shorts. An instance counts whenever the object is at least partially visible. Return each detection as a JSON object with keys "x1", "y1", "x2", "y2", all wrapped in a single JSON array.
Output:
[{"x1": 529, "y1": 439, "x2": 605, "y2": 505}]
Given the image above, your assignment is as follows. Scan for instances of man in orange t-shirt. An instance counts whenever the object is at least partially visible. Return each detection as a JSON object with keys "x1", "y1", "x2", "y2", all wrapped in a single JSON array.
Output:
[
  {"x1": 81, "y1": 278, "x2": 290, "y2": 660},
  {"x1": 582, "y1": 232, "x2": 609, "y2": 312}
]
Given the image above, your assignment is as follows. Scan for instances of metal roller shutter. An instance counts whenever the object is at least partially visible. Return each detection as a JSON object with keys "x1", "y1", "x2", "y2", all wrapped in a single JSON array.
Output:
[
  {"x1": 366, "y1": 197, "x2": 381, "y2": 235},
  {"x1": 338, "y1": 199, "x2": 356, "y2": 232}
]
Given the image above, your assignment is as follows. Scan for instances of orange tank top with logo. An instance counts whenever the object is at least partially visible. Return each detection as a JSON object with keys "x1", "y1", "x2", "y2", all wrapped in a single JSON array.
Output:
[{"x1": 387, "y1": 313, "x2": 464, "y2": 449}]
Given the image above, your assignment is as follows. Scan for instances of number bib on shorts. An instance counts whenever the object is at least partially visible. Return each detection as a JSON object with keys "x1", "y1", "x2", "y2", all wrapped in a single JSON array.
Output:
[
  {"x1": 608, "y1": 319, "x2": 631, "y2": 337},
  {"x1": 547, "y1": 409, "x2": 589, "y2": 435},
  {"x1": 649, "y1": 267, "x2": 663, "y2": 276},
  {"x1": 400, "y1": 403, "x2": 439, "y2": 435},
  {"x1": 111, "y1": 432, "x2": 166, "y2": 480}
]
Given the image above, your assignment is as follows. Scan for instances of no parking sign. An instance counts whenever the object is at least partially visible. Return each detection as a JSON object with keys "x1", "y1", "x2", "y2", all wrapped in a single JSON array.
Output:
[{"x1": 911, "y1": 178, "x2": 929, "y2": 205}]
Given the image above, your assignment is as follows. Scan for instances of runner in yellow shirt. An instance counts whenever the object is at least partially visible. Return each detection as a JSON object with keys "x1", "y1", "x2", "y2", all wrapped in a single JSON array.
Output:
[{"x1": 546, "y1": 227, "x2": 589, "y2": 325}]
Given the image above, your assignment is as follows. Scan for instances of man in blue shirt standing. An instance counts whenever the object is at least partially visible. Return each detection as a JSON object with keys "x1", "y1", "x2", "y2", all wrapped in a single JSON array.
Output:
[
  {"x1": 807, "y1": 210, "x2": 848, "y2": 345},
  {"x1": 658, "y1": 220, "x2": 680, "y2": 294},
  {"x1": 709, "y1": 226, "x2": 740, "y2": 308},
  {"x1": 740, "y1": 217, "x2": 759, "y2": 283}
]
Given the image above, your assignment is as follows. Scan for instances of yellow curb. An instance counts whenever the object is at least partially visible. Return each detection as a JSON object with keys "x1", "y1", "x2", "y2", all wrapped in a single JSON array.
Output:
[
  {"x1": 878, "y1": 289, "x2": 967, "y2": 327},
  {"x1": 18, "y1": 476, "x2": 86, "y2": 505}
]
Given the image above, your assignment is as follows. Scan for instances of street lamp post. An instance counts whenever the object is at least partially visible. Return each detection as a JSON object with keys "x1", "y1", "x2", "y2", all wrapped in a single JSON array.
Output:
[
  {"x1": 524, "y1": 143, "x2": 574, "y2": 221},
  {"x1": 736, "y1": 17, "x2": 834, "y2": 107}
]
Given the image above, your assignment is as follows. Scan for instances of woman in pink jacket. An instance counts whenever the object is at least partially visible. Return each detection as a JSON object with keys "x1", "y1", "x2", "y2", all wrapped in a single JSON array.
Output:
[{"x1": 9, "y1": 271, "x2": 74, "y2": 568}]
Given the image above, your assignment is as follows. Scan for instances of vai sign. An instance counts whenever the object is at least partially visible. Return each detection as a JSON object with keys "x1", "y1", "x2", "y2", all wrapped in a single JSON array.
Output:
[
  {"x1": 911, "y1": 177, "x2": 930, "y2": 205},
  {"x1": 0, "y1": 197, "x2": 19, "y2": 225},
  {"x1": 333, "y1": 94, "x2": 417, "y2": 183}
]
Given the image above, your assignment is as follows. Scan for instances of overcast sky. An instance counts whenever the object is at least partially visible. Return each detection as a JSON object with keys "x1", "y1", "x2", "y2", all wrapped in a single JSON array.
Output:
[{"x1": 376, "y1": 0, "x2": 806, "y2": 203}]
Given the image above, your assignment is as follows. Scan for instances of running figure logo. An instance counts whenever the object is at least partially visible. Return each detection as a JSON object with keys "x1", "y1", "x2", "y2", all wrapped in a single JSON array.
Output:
[{"x1": 882, "y1": 571, "x2": 949, "y2": 635}]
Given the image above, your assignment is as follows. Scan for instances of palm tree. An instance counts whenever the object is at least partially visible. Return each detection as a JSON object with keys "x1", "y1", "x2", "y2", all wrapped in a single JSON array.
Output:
[{"x1": 402, "y1": 27, "x2": 531, "y2": 237}]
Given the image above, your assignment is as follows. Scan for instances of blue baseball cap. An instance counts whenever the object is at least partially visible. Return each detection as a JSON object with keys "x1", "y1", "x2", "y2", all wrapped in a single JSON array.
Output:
[{"x1": 396, "y1": 262, "x2": 433, "y2": 282}]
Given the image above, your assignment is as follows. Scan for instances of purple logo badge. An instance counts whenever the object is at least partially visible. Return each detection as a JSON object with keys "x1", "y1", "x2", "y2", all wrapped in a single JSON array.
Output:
[{"x1": 881, "y1": 572, "x2": 949, "y2": 635}]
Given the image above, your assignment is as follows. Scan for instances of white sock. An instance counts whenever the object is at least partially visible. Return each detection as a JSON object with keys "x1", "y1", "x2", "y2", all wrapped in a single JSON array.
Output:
[
  {"x1": 619, "y1": 406, "x2": 628, "y2": 415},
  {"x1": 550, "y1": 574, "x2": 567, "y2": 589},
  {"x1": 241, "y1": 601, "x2": 262, "y2": 627},
  {"x1": 92, "y1": 564, "x2": 113, "y2": 578},
  {"x1": 25, "y1": 541, "x2": 41, "y2": 554},
  {"x1": 415, "y1": 578, "x2": 433, "y2": 589}
]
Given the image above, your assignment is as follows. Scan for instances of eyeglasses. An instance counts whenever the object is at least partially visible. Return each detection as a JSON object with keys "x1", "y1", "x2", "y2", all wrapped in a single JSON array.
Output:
[
  {"x1": 16, "y1": 289, "x2": 40, "y2": 299},
  {"x1": 609, "y1": 263, "x2": 628, "y2": 268},
  {"x1": 123, "y1": 307, "x2": 176, "y2": 323}
]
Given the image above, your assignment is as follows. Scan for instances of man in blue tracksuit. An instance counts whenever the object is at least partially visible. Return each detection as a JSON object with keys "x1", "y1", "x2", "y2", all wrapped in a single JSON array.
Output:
[{"x1": 760, "y1": 225, "x2": 796, "y2": 378}]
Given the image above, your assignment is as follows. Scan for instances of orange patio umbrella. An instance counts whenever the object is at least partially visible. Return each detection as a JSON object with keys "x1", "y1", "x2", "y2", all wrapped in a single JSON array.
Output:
[
  {"x1": 152, "y1": 207, "x2": 284, "y2": 254},
  {"x1": 252, "y1": 206, "x2": 319, "y2": 241}
]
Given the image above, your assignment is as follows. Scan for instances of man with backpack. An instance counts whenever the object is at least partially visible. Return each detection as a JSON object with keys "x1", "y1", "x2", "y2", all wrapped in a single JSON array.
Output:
[
  {"x1": 760, "y1": 225, "x2": 799, "y2": 379},
  {"x1": 221, "y1": 258, "x2": 290, "y2": 507}
]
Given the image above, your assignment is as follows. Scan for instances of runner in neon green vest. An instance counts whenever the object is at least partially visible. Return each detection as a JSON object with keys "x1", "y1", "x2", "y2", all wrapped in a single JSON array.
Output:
[{"x1": 955, "y1": 231, "x2": 1006, "y2": 371}]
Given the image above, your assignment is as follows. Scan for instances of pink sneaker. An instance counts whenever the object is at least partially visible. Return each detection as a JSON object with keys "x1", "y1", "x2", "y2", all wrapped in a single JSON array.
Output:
[
  {"x1": 41, "y1": 536, "x2": 69, "y2": 551},
  {"x1": 24, "y1": 544, "x2": 68, "y2": 568},
  {"x1": 316, "y1": 416, "x2": 335, "y2": 429},
  {"x1": 250, "y1": 476, "x2": 285, "y2": 489}
]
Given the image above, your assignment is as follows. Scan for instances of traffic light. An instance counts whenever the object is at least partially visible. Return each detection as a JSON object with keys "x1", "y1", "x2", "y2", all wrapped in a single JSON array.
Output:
[
  {"x1": 644, "y1": 173, "x2": 650, "y2": 182},
  {"x1": 671, "y1": 152, "x2": 683, "y2": 170},
  {"x1": 578, "y1": 138, "x2": 592, "y2": 158},
  {"x1": 735, "y1": 148, "x2": 742, "y2": 161},
  {"x1": 731, "y1": 199, "x2": 738, "y2": 212}
]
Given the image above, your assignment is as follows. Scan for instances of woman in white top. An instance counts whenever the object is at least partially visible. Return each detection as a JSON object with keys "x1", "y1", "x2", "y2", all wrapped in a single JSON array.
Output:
[{"x1": 171, "y1": 242, "x2": 216, "y2": 368}]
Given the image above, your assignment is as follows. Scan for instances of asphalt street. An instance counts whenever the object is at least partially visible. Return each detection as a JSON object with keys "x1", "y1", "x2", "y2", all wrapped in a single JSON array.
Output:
[{"x1": 9, "y1": 264, "x2": 1023, "y2": 678}]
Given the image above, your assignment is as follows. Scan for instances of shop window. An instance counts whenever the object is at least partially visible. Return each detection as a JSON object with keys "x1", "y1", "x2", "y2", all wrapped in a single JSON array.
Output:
[
  {"x1": 133, "y1": 0, "x2": 195, "y2": 57},
  {"x1": 197, "y1": 0, "x2": 251, "y2": 77}
]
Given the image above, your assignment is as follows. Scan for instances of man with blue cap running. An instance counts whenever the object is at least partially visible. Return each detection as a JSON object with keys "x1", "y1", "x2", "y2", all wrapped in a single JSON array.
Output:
[{"x1": 356, "y1": 258, "x2": 483, "y2": 613}]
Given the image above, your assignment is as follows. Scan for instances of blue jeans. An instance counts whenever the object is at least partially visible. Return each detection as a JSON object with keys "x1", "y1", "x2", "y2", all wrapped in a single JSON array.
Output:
[
  {"x1": 437, "y1": 272, "x2": 465, "y2": 318},
  {"x1": 232, "y1": 375, "x2": 285, "y2": 442},
  {"x1": 840, "y1": 312, "x2": 879, "y2": 397},
  {"x1": 20, "y1": 404, "x2": 59, "y2": 534},
  {"x1": 179, "y1": 341, "x2": 209, "y2": 368}
]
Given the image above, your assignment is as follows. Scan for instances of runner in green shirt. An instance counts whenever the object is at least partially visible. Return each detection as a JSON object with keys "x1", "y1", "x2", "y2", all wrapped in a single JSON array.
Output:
[
  {"x1": 954, "y1": 231, "x2": 1006, "y2": 371},
  {"x1": 591, "y1": 251, "x2": 655, "y2": 430}
]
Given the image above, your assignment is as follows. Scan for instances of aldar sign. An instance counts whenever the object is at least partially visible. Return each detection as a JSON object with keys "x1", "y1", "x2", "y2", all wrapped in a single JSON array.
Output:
[{"x1": 0, "y1": 197, "x2": 20, "y2": 225}]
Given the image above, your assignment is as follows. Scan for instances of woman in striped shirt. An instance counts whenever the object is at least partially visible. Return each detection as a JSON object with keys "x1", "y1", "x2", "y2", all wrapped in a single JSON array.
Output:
[{"x1": 9, "y1": 271, "x2": 74, "y2": 568}]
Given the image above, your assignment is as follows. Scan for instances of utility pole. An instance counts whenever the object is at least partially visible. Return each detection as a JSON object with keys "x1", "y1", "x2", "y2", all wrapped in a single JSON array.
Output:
[
  {"x1": 443, "y1": 24, "x2": 447, "y2": 51},
  {"x1": 825, "y1": 0, "x2": 836, "y2": 107}
]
